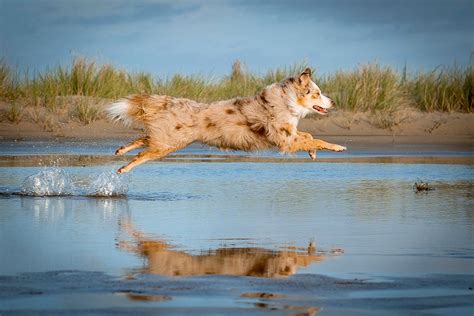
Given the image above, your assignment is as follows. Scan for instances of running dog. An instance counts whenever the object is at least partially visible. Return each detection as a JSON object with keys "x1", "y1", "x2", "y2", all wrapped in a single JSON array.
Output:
[{"x1": 107, "y1": 68, "x2": 346, "y2": 173}]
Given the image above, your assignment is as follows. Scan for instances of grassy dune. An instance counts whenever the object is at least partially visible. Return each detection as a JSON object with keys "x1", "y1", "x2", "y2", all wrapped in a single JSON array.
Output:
[{"x1": 0, "y1": 58, "x2": 472, "y2": 127}]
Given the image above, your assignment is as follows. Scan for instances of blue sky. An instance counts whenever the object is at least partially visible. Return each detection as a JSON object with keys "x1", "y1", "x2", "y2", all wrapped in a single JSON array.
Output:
[{"x1": 0, "y1": 0, "x2": 472, "y2": 77}]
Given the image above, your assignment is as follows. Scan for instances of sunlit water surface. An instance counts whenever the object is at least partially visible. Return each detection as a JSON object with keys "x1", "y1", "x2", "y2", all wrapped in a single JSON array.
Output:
[
  {"x1": 0, "y1": 141, "x2": 473, "y2": 315},
  {"x1": 0, "y1": 161, "x2": 472, "y2": 280}
]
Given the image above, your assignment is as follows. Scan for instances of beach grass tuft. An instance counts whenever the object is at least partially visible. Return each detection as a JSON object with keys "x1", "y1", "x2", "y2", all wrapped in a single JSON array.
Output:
[
  {"x1": 71, "y1": 98, "x2": 101, "y2": 125},
  {"x1": 319, "y1": 64, "x2": 411, "y2": 113},
  {"x1": 409, "y1": 66, "x2": 473, "y2": 112},
  {"x1": 5, "y1": 103, "x2": 23, "y2": 124},
  {"x1": 0, "y1": 57, "x2": 472, "y2": 128}
]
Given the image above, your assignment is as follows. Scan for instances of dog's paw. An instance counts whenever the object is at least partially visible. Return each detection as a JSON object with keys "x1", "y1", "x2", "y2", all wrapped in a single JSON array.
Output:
[
  {"x1": 332, "y1": 144, "x2": 347, "y2": 152},
  {"x1": 117, "y1": 166, "x2": 127, "y2": 174},
  {"x1": 115, "y1": 146, "x2": 125, "y2": 156},
  {"x1": 308, "y1": 150, "x2": 317, "y2": 160}
]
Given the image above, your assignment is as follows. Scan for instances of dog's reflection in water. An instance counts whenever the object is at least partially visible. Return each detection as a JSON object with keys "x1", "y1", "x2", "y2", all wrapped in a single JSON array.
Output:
[{"x1": 119, "y1": 221, "x2": 325, "y2": 278}]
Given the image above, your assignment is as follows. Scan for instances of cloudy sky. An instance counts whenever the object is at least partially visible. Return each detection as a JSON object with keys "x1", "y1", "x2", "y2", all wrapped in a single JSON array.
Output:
[{"x1": 0, "y1": 0, "x2": 472, "y2": 77}]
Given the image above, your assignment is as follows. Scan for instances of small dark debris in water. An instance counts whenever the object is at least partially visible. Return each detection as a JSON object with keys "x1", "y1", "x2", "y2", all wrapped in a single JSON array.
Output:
[
  {"x1": 413, "y1": 179, "x2": 434, "y2": 193},
  {"x1": 469, "y1": 287, "x2": 472, "y2": 290},
  {"x1": 241, "y1": 292, "x2": 286, "y2": 299}
]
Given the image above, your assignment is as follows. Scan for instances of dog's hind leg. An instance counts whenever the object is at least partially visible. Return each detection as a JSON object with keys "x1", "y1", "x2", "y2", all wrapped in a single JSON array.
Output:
[
  {"x1": 117, "y1": 147, "x2": 175, "y2": 174},
  {"x1": 115, "y1": 136, "x2": 150, "y2": 156}
]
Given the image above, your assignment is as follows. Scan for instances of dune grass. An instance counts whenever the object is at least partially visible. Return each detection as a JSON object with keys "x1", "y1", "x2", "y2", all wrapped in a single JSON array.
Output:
[
  {"x1": 0, "y1": 57, "x2": 472, "y2": 127},
  {"x1": 71, "y1": 99, "x2": 101, "y2": 125},
  {"x1": 4, "y1": 103, "x2": 23, "y2": 124},
  {"x1": 320, "y1": 64, "x2": 412, "y2": 113},
  {"x1": 409, "y1": 66, "x2": 473, "y2": 112}
]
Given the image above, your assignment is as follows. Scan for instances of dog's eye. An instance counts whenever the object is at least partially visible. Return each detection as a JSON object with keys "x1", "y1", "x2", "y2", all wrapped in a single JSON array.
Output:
[
  {"x1": 311, "y1": 92, "x2": 320, "y2": 99},
  {"x1": 305, "y1": 89, "x2": 311, "y2": 94}
]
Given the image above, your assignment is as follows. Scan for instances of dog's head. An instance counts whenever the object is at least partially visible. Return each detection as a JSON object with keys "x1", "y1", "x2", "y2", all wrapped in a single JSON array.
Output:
[{"x1": 282, "y1": 68, "x2": 335, "y2": 117}]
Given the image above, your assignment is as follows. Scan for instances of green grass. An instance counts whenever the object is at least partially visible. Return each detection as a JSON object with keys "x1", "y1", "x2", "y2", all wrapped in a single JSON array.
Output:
[
  {"x1": 0, "y1": 59, "x2": 22, "y2": 101},
  {"x1": 71, "y1": 99, "x2": 100, "y2": 125},
  {"x1": 409, "y1": 66, "x2": 474, "y2": 112},
  {"x1": 320, "y1": 64, "x2": 412, "y2": 112},
  {"x1": 0, "y1": 57, "x2": 472, "y2": 124}
]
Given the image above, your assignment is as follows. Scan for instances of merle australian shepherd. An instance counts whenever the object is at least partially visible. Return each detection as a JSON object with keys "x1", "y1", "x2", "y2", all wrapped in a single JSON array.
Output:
[{"x1": 107, "y1": 68, "x2": 346, "y2": 173}]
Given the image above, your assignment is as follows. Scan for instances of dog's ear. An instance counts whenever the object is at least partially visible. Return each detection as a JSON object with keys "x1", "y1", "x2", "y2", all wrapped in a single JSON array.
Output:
[{"x1": 298, "y1": 67, "x2": 312, "y2": 87}]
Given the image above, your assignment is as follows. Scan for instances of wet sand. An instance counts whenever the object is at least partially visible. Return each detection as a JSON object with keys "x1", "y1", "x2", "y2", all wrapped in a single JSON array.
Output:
[
  {"x1": 0, "y1": 154, "x2": 473, "y2": 168},
  {"x1": 1, "y1": 271, "x2": 473, "y2": 315}
]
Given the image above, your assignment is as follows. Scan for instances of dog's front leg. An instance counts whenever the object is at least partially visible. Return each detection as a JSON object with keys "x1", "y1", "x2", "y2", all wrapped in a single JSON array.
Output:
[
  {"x1": 308, "y1": 150, "x2": 317, "y2": 160},
  {"x1": 296, "y1": 132, "x2": 318, "y2": 160},
  {"x1": 293, "y1": 132, "x2": 346, "y2": 157},
  {"x1": 309, "y1": 139, "x2": 346, "y2": 152}
]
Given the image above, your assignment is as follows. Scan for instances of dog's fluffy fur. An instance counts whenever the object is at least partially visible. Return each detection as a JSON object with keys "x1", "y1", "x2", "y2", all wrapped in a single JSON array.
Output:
[{"x1": 107, "y1": 68, "x2": 346, "y2": 173}]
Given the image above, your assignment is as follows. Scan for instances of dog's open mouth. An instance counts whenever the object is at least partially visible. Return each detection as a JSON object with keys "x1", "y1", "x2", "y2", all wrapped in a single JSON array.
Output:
[{"x1": 313, "y1": 105, "x2": 328, "y2": 114}]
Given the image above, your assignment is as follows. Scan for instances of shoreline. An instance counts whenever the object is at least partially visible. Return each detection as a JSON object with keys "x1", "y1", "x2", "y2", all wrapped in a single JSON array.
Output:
[
  {"x1": 0, "y1": 155, "x2": 473, "y2": 167},
  {"x1": 0, "y1": 110, "x2": 473, "y2": 146}
]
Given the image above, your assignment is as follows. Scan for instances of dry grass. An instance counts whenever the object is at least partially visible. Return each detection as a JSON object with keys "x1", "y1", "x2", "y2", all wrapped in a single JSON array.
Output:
[
  {"x1": 28, "y1": 107, "x2": 61, "y2": 132},
  {"x1": 0, "y1": 57, "x2": 472, "y2": 129},
  {"x1": 320, "y1": 64, "x2": 411, "y2": 113},
  {"x1": 71, "y1": 98, "x2": 101, "y2": 125},
  {"x1": 5, "y1": 103, "x2": 23, "y2": 124},
  {"x1": 409, "y1": 66, "x2": 473, "y2": 112},
  {"x1": 0, "y1": 60, "x2": 21, "y2": 101},
  {"x1": 369, "y1": 109, "x2": 409, "y2": 130}
]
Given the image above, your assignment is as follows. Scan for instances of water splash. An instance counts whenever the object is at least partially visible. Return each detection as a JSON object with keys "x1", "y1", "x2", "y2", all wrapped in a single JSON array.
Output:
[
  {"x1": 21, "y1": 168, "x2": 74, "y2": 196},
  {"x1": 88, "y1": 171, "x2": 128, "y2": 197},
  {"x1": 20, "y1": 168, "x2": 128, "y2": 197}
]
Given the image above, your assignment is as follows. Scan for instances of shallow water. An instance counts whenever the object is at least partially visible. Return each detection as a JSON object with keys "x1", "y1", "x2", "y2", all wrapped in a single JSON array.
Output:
[
  {"x1": 1, "y1": 139, "x2": 473, "y2": 157},
  {"x1": 0, "y1": 142, "x2": 473, "y2": 314},
  {"x1": 1, "y1": 162, "x2": 472, "y2": 278}
]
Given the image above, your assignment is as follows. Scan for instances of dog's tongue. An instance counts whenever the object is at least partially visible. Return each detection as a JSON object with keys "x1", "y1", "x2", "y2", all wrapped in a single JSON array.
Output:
[{"x1": 313, "y1": 105, "x2": 328, "y2": 113}]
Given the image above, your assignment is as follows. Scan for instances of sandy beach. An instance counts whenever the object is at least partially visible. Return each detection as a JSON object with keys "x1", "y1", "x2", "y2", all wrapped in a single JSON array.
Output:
[{"x1": 1, "y1": 104, "x2": 473, "y2": 145}]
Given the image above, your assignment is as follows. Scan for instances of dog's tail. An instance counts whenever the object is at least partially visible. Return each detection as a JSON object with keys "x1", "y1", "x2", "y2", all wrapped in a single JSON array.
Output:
[
  {"x1": 107, "y1": 99, "x2": 136, "y2": 127},
  {"x1": 107, "y1": 94, "x2": 161, "y2": 127}
]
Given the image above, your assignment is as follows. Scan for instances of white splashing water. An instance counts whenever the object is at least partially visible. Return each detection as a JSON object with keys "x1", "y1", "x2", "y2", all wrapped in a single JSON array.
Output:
[
  {"x1": 88, "y1": 171, "x2": 128, "y2": 197},
  {"x1": 20, "y1": 168, "x2": 128, "y2": 197},
  {"x1": 21, "y1": 168, "x2": 74, "y2": 196}
]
